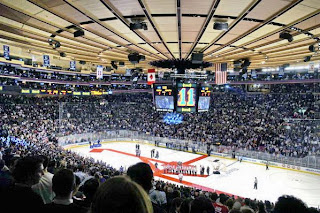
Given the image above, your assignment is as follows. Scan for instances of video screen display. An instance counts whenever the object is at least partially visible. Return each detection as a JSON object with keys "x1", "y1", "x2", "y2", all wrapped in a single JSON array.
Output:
[
  {"x1": 176, "y1": 83, "x2": 198, "y2": 113},
  {"x1": 198, "y1": 96, "x2": 210, "y2": 111},
  {"x1": 155, "y1": 96, "x2": 174, "y2": 111}
]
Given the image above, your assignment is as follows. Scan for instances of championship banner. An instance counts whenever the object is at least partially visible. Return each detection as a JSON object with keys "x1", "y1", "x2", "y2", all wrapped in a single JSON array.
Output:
[
  {"x1": 96, "y1": 65, "x2": 103, "y2": 79},
  {"x1": 43, "y1": 55, "x2": 50, "y2": 67},
  {"x1": 3, "y1": 45, "x2": 10, "y2": 60},
  {"x1": 251, "y1": 70, "x2": 257, "y2": 78},
  {"x1": 70, "y1": 61, "x2": 76, "y2": 71},
  {"x1": 279, "y1": 67, "x2": 284, "y2": 76},
  {"x1": 158, "y1": 71, "x2": 164, "y2": 79},
  {"x1": 148, "y1": 69, "x2": 156, "y2": 85},
  {"x1": 308, "y1": 62, "x2": 314, "y2": 73}
]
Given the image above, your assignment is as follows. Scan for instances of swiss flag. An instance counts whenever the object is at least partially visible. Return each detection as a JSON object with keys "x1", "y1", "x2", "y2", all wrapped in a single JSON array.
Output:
[{"x1": 148, "y1": 69, "x2": 156, "y2": 85}]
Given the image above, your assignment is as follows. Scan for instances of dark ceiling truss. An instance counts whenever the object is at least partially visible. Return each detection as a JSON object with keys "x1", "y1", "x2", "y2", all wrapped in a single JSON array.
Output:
[
  {"x1": 61, "y1": 0, "x2": 164, "y2": 59},
  {"x1": 208, "y1": 11, "x2": 320, "y2": 61},
  {"x1": 204, "y1": 0, "x2": 304, "y2": 59},
  {"x1": 0, "y1": 3, "x2": 115, "y2": 53},
  {"x1": 177, "y1": 0, "x2": 182, "y2": 59},
  {"x1": 136, "y1": 0, "x2": 175, "y2": 59},
  {"x1": 37, "y1": 9, "x2": 314, "y2": 60},
  {"x1": 0, "y1": 34, "x2": 103, "y2": 60},
  {"x1": 184, "y1": 0, "x2": 221, "y2": 60},
  {"x1": 201, "y1": 0, "x2": 263, "y2": 54},
  {"x1": 232, "y1": 10, "x2": 320, "y2": 50},
  {"x1": 216, "y1": 24, "x2": 320, "y2": 60},
  {"x1": 0, "y1": 25, "x2": 100, "y2": 55},
  {"x1": 25, "y1": 0, "x2": 161, "y2": 61},
  {"x1": 99, "y1": 0, "x2": 172, "y2": 59}
]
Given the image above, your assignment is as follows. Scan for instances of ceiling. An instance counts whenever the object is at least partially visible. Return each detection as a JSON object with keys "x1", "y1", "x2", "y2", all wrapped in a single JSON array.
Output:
[{"x1": 0, "y1": 0, "x2": 319, "y2": 71}]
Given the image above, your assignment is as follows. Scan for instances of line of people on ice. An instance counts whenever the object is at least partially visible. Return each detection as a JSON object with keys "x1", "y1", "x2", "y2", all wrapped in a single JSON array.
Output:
[{"x1": 163, "y1": 163, "x2": 198, "y2": 175}]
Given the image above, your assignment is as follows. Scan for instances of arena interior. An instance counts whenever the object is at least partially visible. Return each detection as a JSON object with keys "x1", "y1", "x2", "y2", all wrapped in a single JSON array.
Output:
[{"x1": 0, "y1": 0, "x2": 320, "y2": 213}]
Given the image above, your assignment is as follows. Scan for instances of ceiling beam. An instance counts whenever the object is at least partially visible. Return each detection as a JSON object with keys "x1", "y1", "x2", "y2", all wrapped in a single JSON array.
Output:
[
  {"x1": 26, "y1": 0, "x2": 161, "y2": 61},
  {"x1": 203, "y1": 0, "x2": 304, "y2": 57},
  {"x1": 184, "y1": 0, "x2": 221, "y2": 60},
  {"x1": 136, "y1": 0, "x2": 175, "y2": 59},
  {"x1": 201, "y1": 0, "x2": 263, "y2": 54},
  {"x1": 177, "y1": 0, "x2": 182, "y2": 59},
  {"x1": 99, "y1": 0, "x2": 171, "y2": 59},
  {"x1": 63, "y1": 0, "x2": 165, "y2": 60}
]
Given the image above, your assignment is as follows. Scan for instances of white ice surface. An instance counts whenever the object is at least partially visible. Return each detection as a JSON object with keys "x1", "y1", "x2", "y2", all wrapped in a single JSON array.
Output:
[{"x1": 69, "y1": 142, "x2": 320, "y2": 208}]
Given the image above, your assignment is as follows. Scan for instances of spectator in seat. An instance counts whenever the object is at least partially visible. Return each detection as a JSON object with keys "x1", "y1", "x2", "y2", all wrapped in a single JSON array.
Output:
[
  {"x1": 240, "y1": 198, "x2": 254, "y2": 213},
  {"x1": 32, "y1": 155, "x2": 55, "y2": 204},
  {"x1": 1, "y1": 156, "x2": 44, "y2": 213},
  {"x1": 43, "y1": 169, "x2": 87, "y2": 213},
  {"x1": 91, "y1": 176, "x2": 153, "y2": 213},
  {"x1": 190, "y1": 196, "x2": 214, "y2": 213},
  {"x1": 127, "y1": 162, "x2": 167, "y2": 213},
  {"x1": 150, "y1": 181, "x2": 167, "y2": 208},
  {"x1": 169, "y1": 197, "x2": 183, "y2": 213},
  {"x1": 0, "y1": 159, "x2": 14, "y2": 192},
  {"x1": 213, "y1": 193, "x2": 229, "y2": 213},
  {"x1": 74, "y1": 177, "x2": 99, "y2": 210},
  {"x1": 273, "y1": 195, "x2": 309, "y2": 213}
]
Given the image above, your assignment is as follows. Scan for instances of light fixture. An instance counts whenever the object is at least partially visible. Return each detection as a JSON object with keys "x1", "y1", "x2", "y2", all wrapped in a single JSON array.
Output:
[
  {"x1": 303, "y1": 56, "x2": 311, "y2": 62},
  {"x1": 279, "y1": 31, "x2": 293, "y2": 42}
]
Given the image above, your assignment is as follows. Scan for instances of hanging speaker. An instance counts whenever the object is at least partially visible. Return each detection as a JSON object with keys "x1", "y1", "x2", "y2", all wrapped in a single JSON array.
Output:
[{"x1": 213, "y1": 22, "x2": 228, "y2": 30}]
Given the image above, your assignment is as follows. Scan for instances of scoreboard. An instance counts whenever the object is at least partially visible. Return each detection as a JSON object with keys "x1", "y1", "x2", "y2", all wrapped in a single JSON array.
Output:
[
  {"x1": 154, "y1": 84, "x2": 174, "y2": 112},
  {"x1": 198, "y1": 86, "x2": 211, "y2": 112},
  {"x1": 153, "y1": 83, "x2": 211, "y2": 113},
  {"x1": 176, "y1": 83, "x2": 198, "y2": 112}
]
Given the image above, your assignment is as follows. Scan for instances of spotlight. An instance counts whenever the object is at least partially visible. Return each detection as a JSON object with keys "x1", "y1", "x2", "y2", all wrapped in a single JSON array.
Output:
[
  {"x1": 279, "y1": 32, "x2": 293, "y2": 42},
  {"x1": 111, "y1": 61, "x2": 118, "y2": 70},
  {"x1": 74, "y1": 29, "x2": 85, "y2": 37},
  {"x1": 59, "y1": 52, "x2": 66, "y2": 57},
  {"x1": 303, "y1": 56, "x2": 311, "y2": 62},
  {"x1": 53, "y1": 41, "x2": 61, "y2": 49},
  {"x1": 309, "y1": 45, "x2": 315, "y2": 52}
]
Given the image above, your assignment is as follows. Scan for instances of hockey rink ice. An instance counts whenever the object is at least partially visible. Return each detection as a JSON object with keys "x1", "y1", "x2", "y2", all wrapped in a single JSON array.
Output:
[{"x1": 67, "y1": 141, "x2": 320, "y2": 208}]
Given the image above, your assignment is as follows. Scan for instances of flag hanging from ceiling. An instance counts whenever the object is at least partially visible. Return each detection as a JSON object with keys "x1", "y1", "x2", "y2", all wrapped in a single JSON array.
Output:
[
  {"x1": 214, "y1": 63, "x2": 227, "y2": 85},
  {"x1": 148, "y1": 69, "x2": 156, "y2": 85},
  {"x1": 3, "y1": 45, "x2": 10, "y2": 60},
  {"x1": 96, "y1": 65, "x2": 103, "y2": 79}
]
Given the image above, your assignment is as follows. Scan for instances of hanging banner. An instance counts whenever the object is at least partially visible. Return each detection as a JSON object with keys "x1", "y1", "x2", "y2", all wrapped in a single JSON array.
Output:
[
  {"x1": 70, "y1": 61, "x2": 76, "y2": 71},
  {"x1": 158, "y1": 71, "x2": 164, "y2": 78},
  {"x1": 251, "y1": 70, "x2": 257, "y2": 78},
  {"x1": 147, "y1": 69, "x2": 155, "y2": 85},
  {"x1": 308, "y1": 62, "x2": 314, "y2": 73},
  {"x1": 3, "y1": 45, "x2": 10, "y2": 60},
  {"x1": 96, "y1": 65, "x2": 103, "y2": 79},
  {"x1": 279, "y1": 67, "x2": 284, "y2": 76},
  {"x1": 43, "y1": 55, "x2": 50, "y2": 67}
]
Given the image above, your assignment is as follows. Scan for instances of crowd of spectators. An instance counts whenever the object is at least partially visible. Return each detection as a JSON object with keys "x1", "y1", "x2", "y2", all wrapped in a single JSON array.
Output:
[
  {"x1": 0, "y1": 87, "x2": 319, "y2": 212},
  {"x1": 0, "y1": 155, "x2": 318, "y2": 213},
  {"x1": 0, "y1": 91, "x2": 319, "y2": 158}
]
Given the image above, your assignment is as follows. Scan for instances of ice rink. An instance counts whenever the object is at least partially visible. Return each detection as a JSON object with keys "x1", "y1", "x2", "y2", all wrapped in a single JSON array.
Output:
[{"x1": 67, "y1": 141, "x2": 320, "y2": 208}]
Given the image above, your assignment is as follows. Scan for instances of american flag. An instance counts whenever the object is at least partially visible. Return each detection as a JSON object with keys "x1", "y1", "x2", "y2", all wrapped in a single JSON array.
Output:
[{"x1": 214, "y1": 63, "x2": 227, "y2": 85}]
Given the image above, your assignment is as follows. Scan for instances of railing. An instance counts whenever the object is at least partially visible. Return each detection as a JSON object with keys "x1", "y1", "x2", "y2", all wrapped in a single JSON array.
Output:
[{"x1": 58, "y1": 130, "x2": 320, "y2": 170}]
